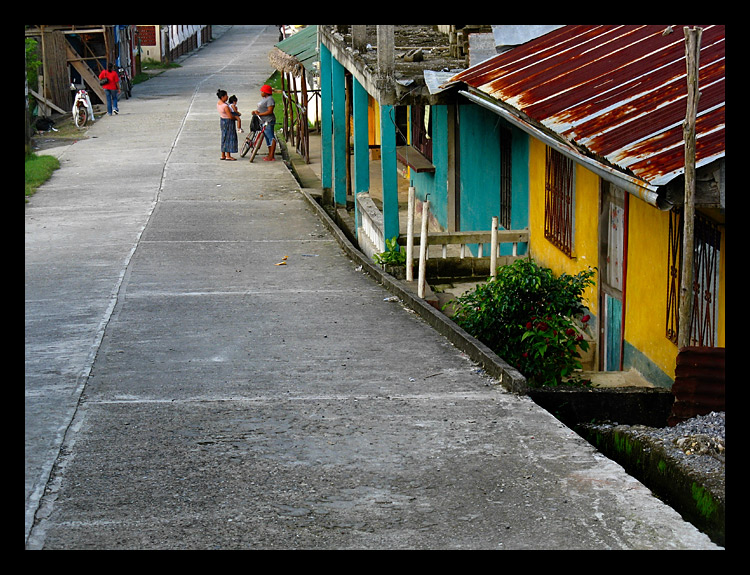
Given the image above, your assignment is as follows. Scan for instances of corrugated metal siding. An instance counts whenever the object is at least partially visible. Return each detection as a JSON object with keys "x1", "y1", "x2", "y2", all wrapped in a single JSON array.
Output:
[
  {"x1": 451, "y1": 25, "x2": 725, "y2": 188},
  {"x1": 670, "y1": 346, "x2": 725, "y2": 425}
]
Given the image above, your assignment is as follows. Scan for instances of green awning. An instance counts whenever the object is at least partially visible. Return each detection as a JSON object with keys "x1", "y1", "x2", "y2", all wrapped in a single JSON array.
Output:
[{"x1": 269, "y1": 25, "x2": 318, "y2": 79}]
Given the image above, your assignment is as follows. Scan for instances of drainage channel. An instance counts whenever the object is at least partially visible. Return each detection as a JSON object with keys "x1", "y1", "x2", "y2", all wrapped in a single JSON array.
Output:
[{"x1": 529, "y1": 388, "x2": 724, "y2": 547}]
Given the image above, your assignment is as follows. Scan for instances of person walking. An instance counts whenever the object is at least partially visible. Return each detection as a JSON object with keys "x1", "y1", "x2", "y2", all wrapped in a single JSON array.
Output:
[
  {"x1": 251, "y1": 84, "x2": 276, "y2": 161},
  {"x1": 217, "y1": 89, "x2": 239, "y2": 160},
  {"x1": 98, "y1": 63, "x2": 120, "y2": 116}
]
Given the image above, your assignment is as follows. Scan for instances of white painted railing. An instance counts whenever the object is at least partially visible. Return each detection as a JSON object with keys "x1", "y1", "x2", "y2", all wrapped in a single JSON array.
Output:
[
  {"x1": 355, "y1": 188, "x2": 529, "y2": 293},
  {"x1": 355, "y1": 192, "x2": 386, "y2": 260}
]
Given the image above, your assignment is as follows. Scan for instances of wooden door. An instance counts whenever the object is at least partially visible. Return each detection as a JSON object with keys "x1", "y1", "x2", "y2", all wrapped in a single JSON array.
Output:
[{"x1": 599, "y1": 184, "x2": 626, "y2": 371}]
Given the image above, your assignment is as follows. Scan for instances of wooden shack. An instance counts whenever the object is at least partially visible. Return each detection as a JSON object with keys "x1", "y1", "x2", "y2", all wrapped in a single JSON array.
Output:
[{"x1": 25, "y1": 25, "x2": 132, "y2": 115}]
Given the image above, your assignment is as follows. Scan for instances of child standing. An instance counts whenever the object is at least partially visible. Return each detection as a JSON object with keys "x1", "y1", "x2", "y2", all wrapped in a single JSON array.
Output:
[{"x1": 228, "y1": 95, "x2": 242, "y2": 133}]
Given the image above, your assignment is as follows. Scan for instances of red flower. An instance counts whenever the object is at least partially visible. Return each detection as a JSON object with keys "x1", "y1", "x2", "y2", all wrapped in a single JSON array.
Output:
[
  {"x1": 581, "y1": 314, "x2": 590, "y2": 323},
  {"x1": 525, "y1": 322, "x2": 533, "y2": 330},
  {"x1": 565, "y1": 328, "x2": 575, "y2": 336}
]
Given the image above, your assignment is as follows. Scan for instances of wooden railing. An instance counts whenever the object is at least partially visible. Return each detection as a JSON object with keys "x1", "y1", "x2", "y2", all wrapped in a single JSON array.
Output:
[
  {"x1": 399, "y1": 229, "x2": 529, "y2": 260},
  {"x1": 355, "y1": 190, "x2": 529, "y2": 290}
]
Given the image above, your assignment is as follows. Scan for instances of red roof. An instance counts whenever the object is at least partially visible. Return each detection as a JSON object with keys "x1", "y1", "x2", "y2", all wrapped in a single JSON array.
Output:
[{"x1": 451, "y1": 25, "x2": 725, "y2": 187}]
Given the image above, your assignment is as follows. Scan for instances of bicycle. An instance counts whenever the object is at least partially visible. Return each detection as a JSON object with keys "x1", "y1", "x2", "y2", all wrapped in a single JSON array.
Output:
[
  {"x1": 71, "y1": 83, "x2": 94, "y2": 129},
  {"x1": 118, "y1": 66, "x2": 132, "y2": 99},
  {"x1": 240, "y1": 115, "x2": 272, "y2": 162}
]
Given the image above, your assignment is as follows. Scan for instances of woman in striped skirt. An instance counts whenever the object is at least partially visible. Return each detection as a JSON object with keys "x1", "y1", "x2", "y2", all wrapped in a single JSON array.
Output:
[{"x1": 217, "y1": 89, "x2": 239, "y2": 160}]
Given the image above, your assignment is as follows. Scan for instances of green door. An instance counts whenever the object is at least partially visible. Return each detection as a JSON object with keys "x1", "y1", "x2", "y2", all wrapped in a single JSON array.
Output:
[{"x1": 603, "y1": 294, "x2": 622, "y2": 371}]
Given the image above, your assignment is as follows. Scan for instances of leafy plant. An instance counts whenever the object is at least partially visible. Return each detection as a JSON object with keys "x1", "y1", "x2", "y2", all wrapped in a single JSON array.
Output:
[
  {"x1": 452, "y1": 257, "x2": 596, "y2": 387},
  {"x1": 373, "y1": 236, "x2": 406, "y2": 266}
]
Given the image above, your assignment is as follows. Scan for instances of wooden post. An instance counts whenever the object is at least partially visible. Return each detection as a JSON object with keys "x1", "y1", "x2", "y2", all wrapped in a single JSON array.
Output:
[
  {"x1": 319, "y1": 44, "x2": 332, "y2": 192},
  {"x1": 380, "y1": 103, "x2": 400, "y2": 240},
  {"x1": 678, "y1": 26, "x2": 702, "y2": 349},
  {"x1": 490, "y1": 216, "x2": 499, "y2": 279},
  {"x1": 332, "y1": 57, "x2": 347, "y2": 206},
  {"x1": 406, "y1": 187, "x2": 415, "y2": 282},
  {"x1": 376, "y1": 25, "x2": 395, "y2": 85},
  {"x1": 418, "y1": 200, "x2": 429, "y2": 299},
  {"x1": 352, "y1": 25, "x2": 367, "y2": 53}
]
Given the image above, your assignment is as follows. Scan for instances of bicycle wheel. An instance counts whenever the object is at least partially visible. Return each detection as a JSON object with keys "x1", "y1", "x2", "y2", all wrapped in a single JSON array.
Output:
[
  {"x1": 239, "y1": 132, "x2": 254, "y2": 157},
  {"x1": 248, "y1": 132, "x2": 264, "y2": 163},
  {"x1": 74, "y1": 104, "x2": 87, "y2": 129}
]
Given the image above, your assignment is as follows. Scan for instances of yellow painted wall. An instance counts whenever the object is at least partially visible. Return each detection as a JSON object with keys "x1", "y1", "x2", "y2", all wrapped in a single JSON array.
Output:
[
  {"x1": 368, "y1": 96, "x2": 380, "y2": 145},
  {"x1": 626, "y1": 197, "x2": 677, "y2": 378},
  {"x1": 527, "y1": 138, "x2": 599, "y2": 316},
  {"x1": 627, "y1": 199, "x2": 726, "y2": 378},
  {"x1": 527, "y1": 139, "x2": 725, "y2": 382}
]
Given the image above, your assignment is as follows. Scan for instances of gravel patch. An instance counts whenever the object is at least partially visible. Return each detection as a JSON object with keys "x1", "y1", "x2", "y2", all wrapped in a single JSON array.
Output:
[
  {"x1": 580, "y1": 411, "x2": 725, "y2": 546},
  {"x1": 594, "y1": 411, "x2": 725, "y2": 485}
]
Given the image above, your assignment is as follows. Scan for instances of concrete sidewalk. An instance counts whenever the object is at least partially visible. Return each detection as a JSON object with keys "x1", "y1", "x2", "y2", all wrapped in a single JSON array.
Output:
[{"x1": 25, "y1": 25, "x2": 720, "y2": 550}]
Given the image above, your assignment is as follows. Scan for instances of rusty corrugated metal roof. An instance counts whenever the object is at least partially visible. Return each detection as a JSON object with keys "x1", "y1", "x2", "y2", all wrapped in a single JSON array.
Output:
[{"x1": 450, "y1": 25, "x2": 725, "y2": 188}]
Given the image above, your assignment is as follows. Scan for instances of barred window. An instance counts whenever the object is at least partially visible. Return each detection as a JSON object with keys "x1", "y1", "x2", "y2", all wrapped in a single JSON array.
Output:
[
  {"x1": 666, "y1": 208, "x2": 721, "y2": 347},
  {"x1": 544, "y1": 147, "x2": 575, "y2": 256},
  {"x1": 499, "y1": 126, "x2": 512, "y2": 230},
  {"x1": 666, "y1": 209, "x2": 681, "y2": 344}
]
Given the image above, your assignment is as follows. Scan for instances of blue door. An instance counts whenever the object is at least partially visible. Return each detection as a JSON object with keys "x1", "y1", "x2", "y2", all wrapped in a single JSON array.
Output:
[{"x1": 604, "y1": 294, "x2": 622, "y2": 371}]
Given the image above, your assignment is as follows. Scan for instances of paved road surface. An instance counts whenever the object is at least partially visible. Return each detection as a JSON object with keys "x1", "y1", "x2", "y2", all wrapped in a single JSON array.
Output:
[{"x1": 25, "y1": 25, "x2": 721, "y2": 550}]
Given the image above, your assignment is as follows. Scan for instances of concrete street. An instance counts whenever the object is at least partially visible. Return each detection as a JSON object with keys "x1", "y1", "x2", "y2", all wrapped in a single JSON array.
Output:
[{"x1": 25, "y1": 24, "x2": 721, "y2": 550}]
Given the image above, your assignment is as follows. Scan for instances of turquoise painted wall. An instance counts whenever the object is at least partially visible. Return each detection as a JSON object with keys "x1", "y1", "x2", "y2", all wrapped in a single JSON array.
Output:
[
  {"x1": 458, "y1": 103, "x2": 529, "y2": 255},
  {"x1": 412, "y1": 105, "x2": 448, "y2": 226},
  {"x1": 409, "y1": 102, "x2": 530, "y2": 258},
  {"x1": 459, "y1": 103, "x2": 501, "y2": 242}
]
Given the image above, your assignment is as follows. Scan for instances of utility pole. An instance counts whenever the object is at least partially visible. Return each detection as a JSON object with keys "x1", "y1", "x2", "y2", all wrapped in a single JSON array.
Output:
[
  {"x1": 678, "y1": 26, "x2": 702, "y2": 349},
  {"x1": 25, "y1": 43, "x2": 31, "y2": 156}
]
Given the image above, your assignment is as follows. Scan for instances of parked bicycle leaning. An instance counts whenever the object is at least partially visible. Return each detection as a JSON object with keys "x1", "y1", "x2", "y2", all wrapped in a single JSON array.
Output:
[
  {"x1": 118, "y1": 65, "x2": 132, "y2": 99},
  {"x1": 240, "y1": 116, "x2": 271, "y2": 163}
]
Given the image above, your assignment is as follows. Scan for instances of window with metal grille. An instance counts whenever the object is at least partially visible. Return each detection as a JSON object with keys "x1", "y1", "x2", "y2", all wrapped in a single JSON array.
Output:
[
  {"x1": 499, "y1": 126, "x2": 512, "y2": 229},
  {"x1": 544, "y1": 147, "x2": 575, "y2": 256},
  {"x1": 666, "y1": 209, "x2": 681, "y2": 344},
  {"x1": 666, "y1": 208, "x2": 721, "y2": 347}
]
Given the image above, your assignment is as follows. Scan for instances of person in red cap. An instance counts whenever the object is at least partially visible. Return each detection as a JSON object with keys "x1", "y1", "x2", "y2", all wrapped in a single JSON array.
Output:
[{"x1": 251, "y1": 84, "x2": 277, "y2": 161}]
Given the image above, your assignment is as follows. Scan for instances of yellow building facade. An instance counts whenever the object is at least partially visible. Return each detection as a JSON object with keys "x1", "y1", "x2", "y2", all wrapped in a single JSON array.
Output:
[{"x1": 527, "y1": 138, "x2": 725, "y2": 387}]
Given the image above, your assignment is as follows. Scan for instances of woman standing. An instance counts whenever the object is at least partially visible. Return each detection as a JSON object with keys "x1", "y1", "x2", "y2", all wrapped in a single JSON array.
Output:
[
  {"x1": 251, "y1": 84, "x2": 276, "y2": 161},
  {"x1": 217, "y1": 89, "x2": 239, "y2": 160}
]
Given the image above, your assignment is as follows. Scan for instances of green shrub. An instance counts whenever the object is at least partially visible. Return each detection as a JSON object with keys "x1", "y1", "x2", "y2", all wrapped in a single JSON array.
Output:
[
  {"x1": 452, "y1": 257, "x2": 595, "y2": 387},
  {"x1": 373, "y1": 236, "x2": 406, "y2": 266}
]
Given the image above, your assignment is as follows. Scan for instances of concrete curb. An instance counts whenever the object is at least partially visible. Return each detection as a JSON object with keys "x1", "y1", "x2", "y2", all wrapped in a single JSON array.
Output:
[{"x1": 297, "y1": 188, "x2": 528, "y2": 394}]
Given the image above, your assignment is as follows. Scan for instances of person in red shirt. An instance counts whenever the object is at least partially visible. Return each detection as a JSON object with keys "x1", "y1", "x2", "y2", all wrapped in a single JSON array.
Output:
[{"x1": 98, "y1": 63, "x2": 120, "y2": 116}]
